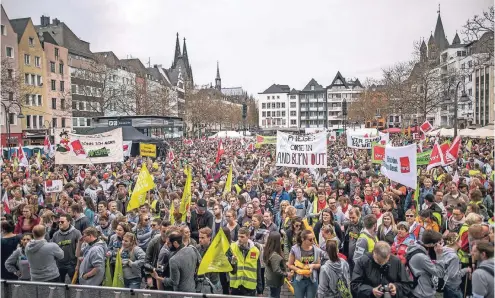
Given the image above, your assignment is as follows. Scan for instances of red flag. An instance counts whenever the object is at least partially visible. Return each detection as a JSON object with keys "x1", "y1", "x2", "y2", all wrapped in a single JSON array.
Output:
[
  {"x1": 17, "y1": 144, "x2": 28, "y2": 166},
  {"x1": 419, "y1": 121, "x2": 433, "y2": 134},
  {"x1": 43, "y1": 135, "x2": 51, "y2": 154},
  {"x1": 70, "y1": 140, "x2": 86, "y2": 156},
  {"x1": 427, "y1": 143, "x2": 444, "y2": 170},
  {"x1": 246, "y1": 143, "x2": 255, "y2": 151},
  {"x1": 168, "y1": 149, "x2": 175, "y2": 163},
  {"x1": 444, "y1": 136, "x2": 460, "y2": 165},
  {"x1": 2, "y1": 190, "x2": 10, "y2": 214},
  {"x1": 216, "y1": 140, "x2": 225, "y2": 163}
]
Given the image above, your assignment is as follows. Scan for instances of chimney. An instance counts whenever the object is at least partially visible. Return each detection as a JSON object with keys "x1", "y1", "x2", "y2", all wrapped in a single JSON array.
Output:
[
  {"x1": 53, "y1": 18, "x2": 60, "y2": 25},
  {"x1": 154, "y1": 64, "x2": 162, "y2": 69},
  {"x1": 40, "y1": 15, "x2": 50, "y2": 27}
]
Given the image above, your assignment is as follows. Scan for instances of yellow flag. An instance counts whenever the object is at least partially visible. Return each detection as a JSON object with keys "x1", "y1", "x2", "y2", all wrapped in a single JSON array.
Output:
[
  {"x1": 223, "y1": 164, "x2": 232, "y2": 197},
  {"x1": 102, "y1": 257, "x2": 113, "y2": 287},
  {"x1": 466, "y1": 140, "x2": 472, "y2": 152},
  {"x1": 36, "y1": 151, "x2": 42, "y2": 169},
  {"x1": 112, "y1": 251, "x2": 125, "y2": 288},
  {"x1": 169, "y1": 199, "x2": 175, "y2": 225},
  {"x1": 179, "y1": 165, "x2": 192, "y2": 222},
  {"x1": 197, "y1": 228, "x2": 233, "y2": 275},
  {"x1": 127, "y1": 165, "x2": 155, "y2": 211}
]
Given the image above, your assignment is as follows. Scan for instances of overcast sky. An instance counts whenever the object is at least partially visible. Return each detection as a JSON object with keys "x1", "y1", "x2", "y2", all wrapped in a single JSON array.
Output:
[{"x1": 3, "y1": 0, "x2": 492, "y2": 95}]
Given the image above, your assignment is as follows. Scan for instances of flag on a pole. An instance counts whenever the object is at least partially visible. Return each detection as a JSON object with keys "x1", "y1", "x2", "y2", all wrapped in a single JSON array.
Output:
[
  {"x1": 169, "y1": 199, "x2": 175, "y2": 225},
  {"x1": 36, "y1": 151, "x2": 42, "y2": 169},
  {"x1": 179, "y1": 165, "x2": 192, "y2": 222},
  {"x1": 197, "y1": 228, "x2": 233, "y2": 275},
  {"x1": 246, "y1": 143, "x2": 255, "y2": 151},
  {"x1": 223, "y1": 164, "x2": 233, "y2": 197},
  {"x1": 413, "y1": 181, "x2": 420, "y2": 215},
  {"x1": 167, "y1": 149, "x2": 175, "y2": 163},
  {"x1": 112, "y1": 251, "x2": 125, "y2": 288},
  {"x1": 466, "y1": 140, "x2": 472, "y2": 152},
  {"x1": 427, "y1": 142, "x2": 444, "y2": 170},
  {"x1": 43, "y1": 135, "x2": 51, "y2": 155},
  {"x1": 216, "y1": 140, "x2": 225, "y2": 164},
  {"x1": 419, "y1": 121, "x2": 433, "y2": 134},
  {"x1": 127, "y1": 165, "x2": 155, "y2": 211},
  {"x1": 445, "y1": 136, "x2": 461, "y2": 165},
  {"x1": 17, "y1": 145, "x2": 28, "y2": 167}
]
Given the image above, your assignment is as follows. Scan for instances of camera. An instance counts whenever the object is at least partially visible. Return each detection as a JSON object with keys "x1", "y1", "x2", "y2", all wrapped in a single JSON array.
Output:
[
  {"x1": 379, "y1": 285, "x2": 392, "y2": 298},
  {"x1": 143, "y1": 263, "x2": 164, "y2": 276}
]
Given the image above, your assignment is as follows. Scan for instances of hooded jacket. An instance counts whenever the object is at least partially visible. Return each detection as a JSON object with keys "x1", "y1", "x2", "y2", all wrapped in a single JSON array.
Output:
[
  {"x1": 73, "y1": 213, "x2": 90, "y2": 233},
  {"x1": 405, "y1": 242, "x2": 445, "y2": 298},
  {"x1": 51, "y1": 225, "x2": 82, "y2": 268},
  {"x1": 121, "y1": 245, "x2": 146, "y2": 280},
  {"x1": 318, "y1": 259, "x2": 350, "y2": 298},
  {"x1": 472, "y1": 258, "x2": 495, "y2": 298},
  {"x1": 5, "y1": 247, "x2": 31, "y2": 280},
  {"x1": 79, "y1": 239, "x2": 107, "y2": 285},
  {"x1": 350, "y1": 253, "x2": 412, "y2": 298},
  {"x1": 25, "y1": 239, "x2": 64, "y2": 281},
  {"x1": 442, "y1": 246, "x2": 469, "y2": 289}
]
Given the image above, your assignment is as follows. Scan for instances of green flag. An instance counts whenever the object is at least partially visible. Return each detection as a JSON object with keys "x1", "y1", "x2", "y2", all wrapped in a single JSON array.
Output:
[
  {"x1": 112, "y1": 251, "x2": 125, "y2": 288},
  {"x1": 102, "y1": 257, "x2": 113, "y2": 287}
]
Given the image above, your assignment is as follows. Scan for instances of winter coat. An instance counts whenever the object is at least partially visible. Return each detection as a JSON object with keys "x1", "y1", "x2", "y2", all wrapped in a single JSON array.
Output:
[
  {"x1": 390, "y1": 233, "x2": 415, "y2": 264},
  {"x1": 318, "y1": 259, "x2": 350, "y2": 298}
]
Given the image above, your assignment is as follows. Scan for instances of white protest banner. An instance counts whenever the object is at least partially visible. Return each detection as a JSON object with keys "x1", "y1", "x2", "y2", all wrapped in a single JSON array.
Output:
[
  {"x1": 276, "y1": 131, "x2": 327, "y2": 168},
  {"x1": 328, "y1": 131, "x2": 337, "y2": 142},
  {"x1": 123, "y1": 141, "x2": 132, "y2": 157},
  {"x1": 380, "y1": 144, "x2": 417, "y2": 189},
  {"x1": 44, "y1": 180, "x2": 63, "y2": 193},
  {"x1": 347, "y1": 134, "x2": 381, "y2": 149},
  {"x1": 54, "y1": 128, "x2": 124, "y2": 164}
]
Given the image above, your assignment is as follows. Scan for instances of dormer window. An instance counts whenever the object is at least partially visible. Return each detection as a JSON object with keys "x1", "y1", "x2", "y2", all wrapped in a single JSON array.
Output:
[
  {"x1": 311, "y1": 85, "x2": 315, "y2": 91},
  {"x1": 29, "y1": 37, "x2": 34, "y2": 46}
]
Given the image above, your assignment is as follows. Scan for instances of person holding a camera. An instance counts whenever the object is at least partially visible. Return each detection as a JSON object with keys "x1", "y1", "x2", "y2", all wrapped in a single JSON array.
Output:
[
  {"x1": 351, "y1": 241, "x2": 412, "y2": 298},
  {"x1": 405, "y1": 230, "x2": 446, "y2": 298}
]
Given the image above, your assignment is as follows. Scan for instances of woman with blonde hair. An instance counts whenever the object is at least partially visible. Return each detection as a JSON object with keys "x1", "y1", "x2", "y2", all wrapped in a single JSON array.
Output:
[
  {"x1": 377, "y1": 211, "x2": 397, "y2": 245},
  {"x1": 275, "y1": 200, "x2": 290, "y2": 229},
  {"x1": 120, "y1": 232, "x2": 146, "y2": 289},
  {"x1": 442, "y1": 232, "x2": 470, "y2": 298}
]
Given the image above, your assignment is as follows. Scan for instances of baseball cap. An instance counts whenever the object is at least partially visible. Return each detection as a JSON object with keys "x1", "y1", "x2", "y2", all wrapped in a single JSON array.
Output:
[{"x1": 197, "y1": 199, "x2": 207, "y2": 211}]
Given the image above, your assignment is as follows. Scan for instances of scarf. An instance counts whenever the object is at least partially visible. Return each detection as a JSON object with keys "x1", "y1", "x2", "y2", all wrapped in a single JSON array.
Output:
[
  {"x1": 317, "y1": 199, "x2": 327, "y2": 212},
  {"x1": 341, "y1": 204, "x2": 349, "y2": 214}
]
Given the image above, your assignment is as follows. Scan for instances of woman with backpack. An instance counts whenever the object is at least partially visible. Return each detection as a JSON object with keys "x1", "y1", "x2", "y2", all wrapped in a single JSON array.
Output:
[
  {"x1": 263, "y1": 231, "x2": 289, "y2": 298},
  {"x1": 120, "y1": 232, "x2": 146, "y2": 289},
  {"x1": 317, "y1": 239, "x2": 351, "y2": 298}
]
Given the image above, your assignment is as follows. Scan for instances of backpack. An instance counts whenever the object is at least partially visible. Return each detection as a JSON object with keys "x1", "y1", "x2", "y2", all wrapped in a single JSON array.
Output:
[
  {"x1": 478, "y1": 265, "x2": 494, "y2": 277},
  {"x1": 336, "y1": 276, "x2": 352, "y2": 298},
  {"x1": 405, "y1": 249, "x2": 445, "y2": 292}
]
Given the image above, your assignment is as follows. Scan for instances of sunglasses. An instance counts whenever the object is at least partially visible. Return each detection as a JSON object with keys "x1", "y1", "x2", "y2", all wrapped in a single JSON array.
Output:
[
  {"x1": 406, "y1": 215, "x2": 414, "y2": 218},
  {"x1": 144, "y1": 218, "x2": 149, "y2": 221},
  {"x1": 306, "y1": 238, "x2": 315, "y2": 242},
  {"x1": 294, "y1": 224, "x2": 301, "y2": 228},
  {"x1": 151, "y1": 224, "x2": 157, "y2": 227},
  {"x1": 59, "y1": 221, "x2": 66, "y2": 224}
]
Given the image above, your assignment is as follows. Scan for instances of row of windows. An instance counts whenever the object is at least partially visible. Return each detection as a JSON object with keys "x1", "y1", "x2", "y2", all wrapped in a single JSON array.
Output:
[
  {"x1": 266, "y1": 95, "x2": 281, "y2": 100},
  {"x1": 262, "y1": 118, "x2": 287, "y2": 126},
  {"x1": 24, "y1": 54, "x2": 41, "y2": 67},
  {"x1": 25, "y1": 94, "x2": 43, "y2": 106},
  {"x1": 71, "y1": 84, "x2": 102, "y2": 97},
  {"x1": 72, "y1": 117, "x2": 92, "y2": 127},
  {"x1": 262, "y1": 111, "x2": 287, "y2": 117},
  {"x1": 51, "y1": 98, "x2": 67, "y2": 110},
  {"x1": 50, "y1": 61, "x2": 65, "y2": 75},
  {"x1": 24, "y1": 73, "x2": 42, "y2": 86},
  {"x1": 25, "y1": 115, "x2": 44, "y2": 129},
  {"x1": 72, "y1": 100, "x2": 101, "y2": 112},
  {"x1": 261, "y1": 102, "x2": 286, "y2": 109},
  {"x1": 70, "y1": 67, "x2": 103, "y2": 83},
  {"x1": 51, "y1": 80, "x2": 65, "y2": 92}
]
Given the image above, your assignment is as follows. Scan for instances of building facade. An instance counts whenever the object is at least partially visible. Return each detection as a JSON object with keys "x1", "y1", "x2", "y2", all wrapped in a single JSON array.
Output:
[
  {"x1": 326, "y1": 72, "x2": 363, "y2": 129},
  {"x1": 11, "y1": 17, "x2": 50, "y2": 145},
  {"x1": 299, "y1": 79, "x2": 327, "y2": 128},
  {"x1": 257, "y1": 84, "x2": 290, "y2": 128},
  {"x1": 1, "y1": 5, "x2": 22, "y2": 147}
]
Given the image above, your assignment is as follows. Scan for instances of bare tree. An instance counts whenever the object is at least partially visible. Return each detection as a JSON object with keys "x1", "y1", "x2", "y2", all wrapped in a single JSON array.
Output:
[{"x1": 461, "y1": 6, "x2": 494, "y2": 68}]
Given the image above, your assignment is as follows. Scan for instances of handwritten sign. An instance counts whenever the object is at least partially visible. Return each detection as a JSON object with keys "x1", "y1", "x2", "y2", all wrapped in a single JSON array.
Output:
[{"x1": 276, "y1": 131, "x2": 327, "y2": 168}]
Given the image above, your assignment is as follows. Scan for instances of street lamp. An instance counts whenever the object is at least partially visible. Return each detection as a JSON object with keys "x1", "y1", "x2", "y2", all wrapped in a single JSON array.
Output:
[
  {"x1": 448, "y1": 81, "x2": 469, "y2": 138},
  {"x1": 42, "y1": 120, "x2": 54, "y2": 141},
  {"x1": 342, "y1": 98, "x2": 348, "y2": 135},
  {"x1": 1, "y1": 101, "x2": 24, "y2": 158}
]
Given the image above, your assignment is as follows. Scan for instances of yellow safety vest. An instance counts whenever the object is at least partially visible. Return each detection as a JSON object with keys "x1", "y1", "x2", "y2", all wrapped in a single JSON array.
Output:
[
  {"x1": 234, "y1": 184, "x2": 242, "y2": 194},
  {"x1": 458, "y1": 224, "x2": 470, "y2": 264},
  {"x1": 358, "y1": 232, "x2": 378, "y2": 253},
  {"x1": 229, "y1": 242, "x2": 259, "y2": 290}
]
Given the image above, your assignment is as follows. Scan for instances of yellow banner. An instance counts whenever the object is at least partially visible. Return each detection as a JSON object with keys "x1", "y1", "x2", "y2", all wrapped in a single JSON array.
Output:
[{"x1": 139, "y1": 143, "x2": 156, "y2": 157}]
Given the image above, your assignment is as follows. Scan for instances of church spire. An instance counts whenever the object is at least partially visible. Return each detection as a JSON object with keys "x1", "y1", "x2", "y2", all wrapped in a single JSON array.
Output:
[
  {"x1": 215, "y1": 61, "x2": 221, "y2": 91},
  {"x1": 433, "y1": 6, "x2": 449, "y2": 52},
  {"x1": 173, "y1": 32, "x2": 181, "y2": 68},
  {"x1": 452, "y1": 31, "x2": 461, "y2": 45},
  {"x1": 182, "y1": 37, "x2": 190, "y2": 74}
]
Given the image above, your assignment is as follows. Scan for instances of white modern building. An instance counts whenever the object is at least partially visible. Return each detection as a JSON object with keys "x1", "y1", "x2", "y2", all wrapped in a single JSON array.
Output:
[{"x1": 258, "y1": 84, "x2": 291, "y2": 128}]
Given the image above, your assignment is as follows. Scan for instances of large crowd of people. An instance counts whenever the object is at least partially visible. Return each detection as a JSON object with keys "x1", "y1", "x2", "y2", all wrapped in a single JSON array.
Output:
[{"x1": 0, "y1": 133, "x2": 494, "y2": 298}]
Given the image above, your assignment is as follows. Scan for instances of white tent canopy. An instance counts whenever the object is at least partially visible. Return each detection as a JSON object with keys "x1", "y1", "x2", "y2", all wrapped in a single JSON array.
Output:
[
  {"x1": 427, "y1": 125, "x2": 493, "y2": 139},
  {"x1": 208, "y1": 131, "x2": 252, "y2": 138}
]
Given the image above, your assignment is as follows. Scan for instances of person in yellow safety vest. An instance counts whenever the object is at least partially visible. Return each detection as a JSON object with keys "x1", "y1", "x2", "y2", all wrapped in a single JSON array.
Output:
[
  {"x1": 308, "y1": 190, "x2": 328, "y2": 226},
  {"x1": 234, "y1": 177, "x2": 245, "y2": 194},
  {"x1": 352, "y1": 214, "x2": 378, "y2": 265},
  {"x1": 229, "y1": 227, "x2": 262, "y2": 296}
]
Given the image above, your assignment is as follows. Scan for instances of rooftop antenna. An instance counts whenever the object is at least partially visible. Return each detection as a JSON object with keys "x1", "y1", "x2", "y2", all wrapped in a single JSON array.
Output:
[
  {"x1": 147, "y1": 57, "x2": 151, "y2": 68},
  {"x1": 437, "y1": 3, "x2": 440, "y2": 14}
]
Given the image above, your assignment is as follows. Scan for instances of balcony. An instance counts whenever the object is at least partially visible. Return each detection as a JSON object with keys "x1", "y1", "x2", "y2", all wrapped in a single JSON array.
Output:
[
  {"x1": 309, "y1": 115, "x2": 319, "y2": 120},
  {"x1": 300, "y1": 106, "x2": 308, "y2": 111},
  {"x1": 328, "y1": 115, "x2": 343, "y2": 120},
  {"x1": 328, "y1": 107, "x2": 341, "y2": 111}
]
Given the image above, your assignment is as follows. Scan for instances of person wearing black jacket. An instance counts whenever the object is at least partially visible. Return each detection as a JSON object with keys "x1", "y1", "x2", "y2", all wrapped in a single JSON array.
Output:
[
  {"x1": 313, "y1": 208, "x2": 343, "y2": 245},
  {"x1": 351, "y1": 241, "x2": 412, "y2": 298},
  {"x1": 189, "y1": 199, "x2": 213, "y2": 242}
]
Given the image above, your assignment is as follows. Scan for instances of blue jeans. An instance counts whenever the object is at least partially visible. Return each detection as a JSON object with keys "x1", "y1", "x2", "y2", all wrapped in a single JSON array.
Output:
[
  {"x1": 269, "y1": 286, "x2": 281, "y2": 298},
  {"x1": 443, "y1": 285, "x2": 463, "y2": 298},
  {"x1": 293, "y1": 278, "x2": 317, "y2": 298},
  {"x1": 124, "y1": 277, "x2": 141, "y2": 289}
]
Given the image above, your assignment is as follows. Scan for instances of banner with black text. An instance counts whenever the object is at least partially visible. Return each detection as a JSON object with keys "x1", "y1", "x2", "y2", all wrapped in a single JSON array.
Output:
[
  {"x1": 276, "y1": 131, "x2": 327, "y2": 168},
  {"x1": 347, "y1": 134, "x2": 381, "y2": 149}
]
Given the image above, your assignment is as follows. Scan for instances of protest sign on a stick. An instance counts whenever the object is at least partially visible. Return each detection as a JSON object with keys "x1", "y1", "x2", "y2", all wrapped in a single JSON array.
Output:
[{"x1": 380, "y1": 144, "x2": 417, "y2": 189}]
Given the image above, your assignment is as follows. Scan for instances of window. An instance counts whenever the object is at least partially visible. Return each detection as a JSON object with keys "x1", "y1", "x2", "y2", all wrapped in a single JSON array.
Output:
[
  {"x1": 266, "y1": 96, "x2": 270, "y2": 100},
  {"x1": 35, "y1": 56, "x2": 41, "y2": 67},
  {"x1": 290, "y1": 111, "x2": 296, "y2": 116},
  {"x1": 24, "y1": 54, "x2": 30, "y2": 65},
  {"x1": 468, "y1": 61, "x2": 472, "y2": 67},
  {"x1": 6, "y1": 47, "x2": 13, "y2": 58},
  {"x1": 86, "y1": 118, "x2": 91, "y2": 127},
  {"x1": 276, "y1": 103, "x2": 281, "y2": 108},
  {"x1": 25, "y1": 94, "x2": 30, "y2": 105},
  {"x1": 55, "y1": 48, "x2": 59, "y2": 59},
  {"x1": 59, "y1": 63, "x2": 64, "y2": 74},
  {"x1": 0, "y1": 25, "x2": 5, "y2": 36},
  {"x1": 26, "y1": 115, "x2": 31, "y2": 128},
  {"x1": 311, "y1": 86, "x2": 315, "y2": 91},
  {"x1": 290, "y1": 95, "x2": 296, "y2": 99},
  {"x1": 50, "y1": 62, "x2": 56, "y2": 72},
  {"x1": 262, "y1": 103, "x2": 266, "y2": 109},
  {"x1": 39, "y1": 116, "x2": 43, "y2": 128},
  {"x1": 32, "y1": 115, "x2": 38, "y2": 128},
  {"x1": 468, "y1": 88, "x2": 472, "y2": 96},
  {"x1": 37, "y1": 75, "x2": 42, "y2": 86},
  {"x1": 25, "y1": 73, "x2": 30, "y2": 84},
  {"x1": 281, "y1": 103, "x2": 285, "y2": 108},
  {"x1": 31, "y1": 74, "x2": 35, "y2": 85},
  {"x1": 52, "y1": 118, "x2": 58, "y2": 128},
  {"x1": 276, "y1": 111, "x2": 280, "y2": 117},
  {"x1": 60, "y1": 98, "x2": 66, "y2": 110},
  {"x1": 28, "y1": 37, "x2": 34, "y2": 46},
  {"x1": 37, "y1": 95, "x2": 42, "y2": 106},
  {"x1": 262, "y1": 111, "x2": 266, "y2": 117},
  {"x1": 52, "y1": 98, "x2": 57, "y2": 109},
  {"x1": 271, "y1": 103, "x2": 276, "y2": 108},
  {"x1": 71, "y1": 84, "x2": 78, "y2": 94},
  {"x1": 281, "y1": 111, "x2": 286, "y2": 117},
  {"x1": 272, "y1": 96, "x2": 275, "y2": 99},
  {"x1": 7, "y1": 69, "x2": 13, "y2": 79},
  {"x1": 8, "y1": 92, "x2": 13, "y2": 101},
  {"x1": 267, "y1": 111, "x2": 271, "y2": 117},
  {"x1": 8, "y1": 113, "x2": 16, "y2": 125},
  {"x1": 291, "y1": 120, "x2": 296, "y2": 125},
  {"x1": 60, "y1": 81, "x2": 65, "y2": 92},
  {"x1": 61, "y1": 118, "x2": 66, "y2": 128},
  {"x1": 290, "y1": 102, "x2": 296, "y2": 108},
  {"x1": 79, "y1": 101, "x2": 85, "y2": 111},
  {"x1": 469, "y1": 76, "x2": 473, "y2": 82},
  {"x1": 277, "y1": 96, "x2": 280, "y2": 99},
  {"x1": 51, "y1": 80, "x2": 56, "y2": 91}
]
